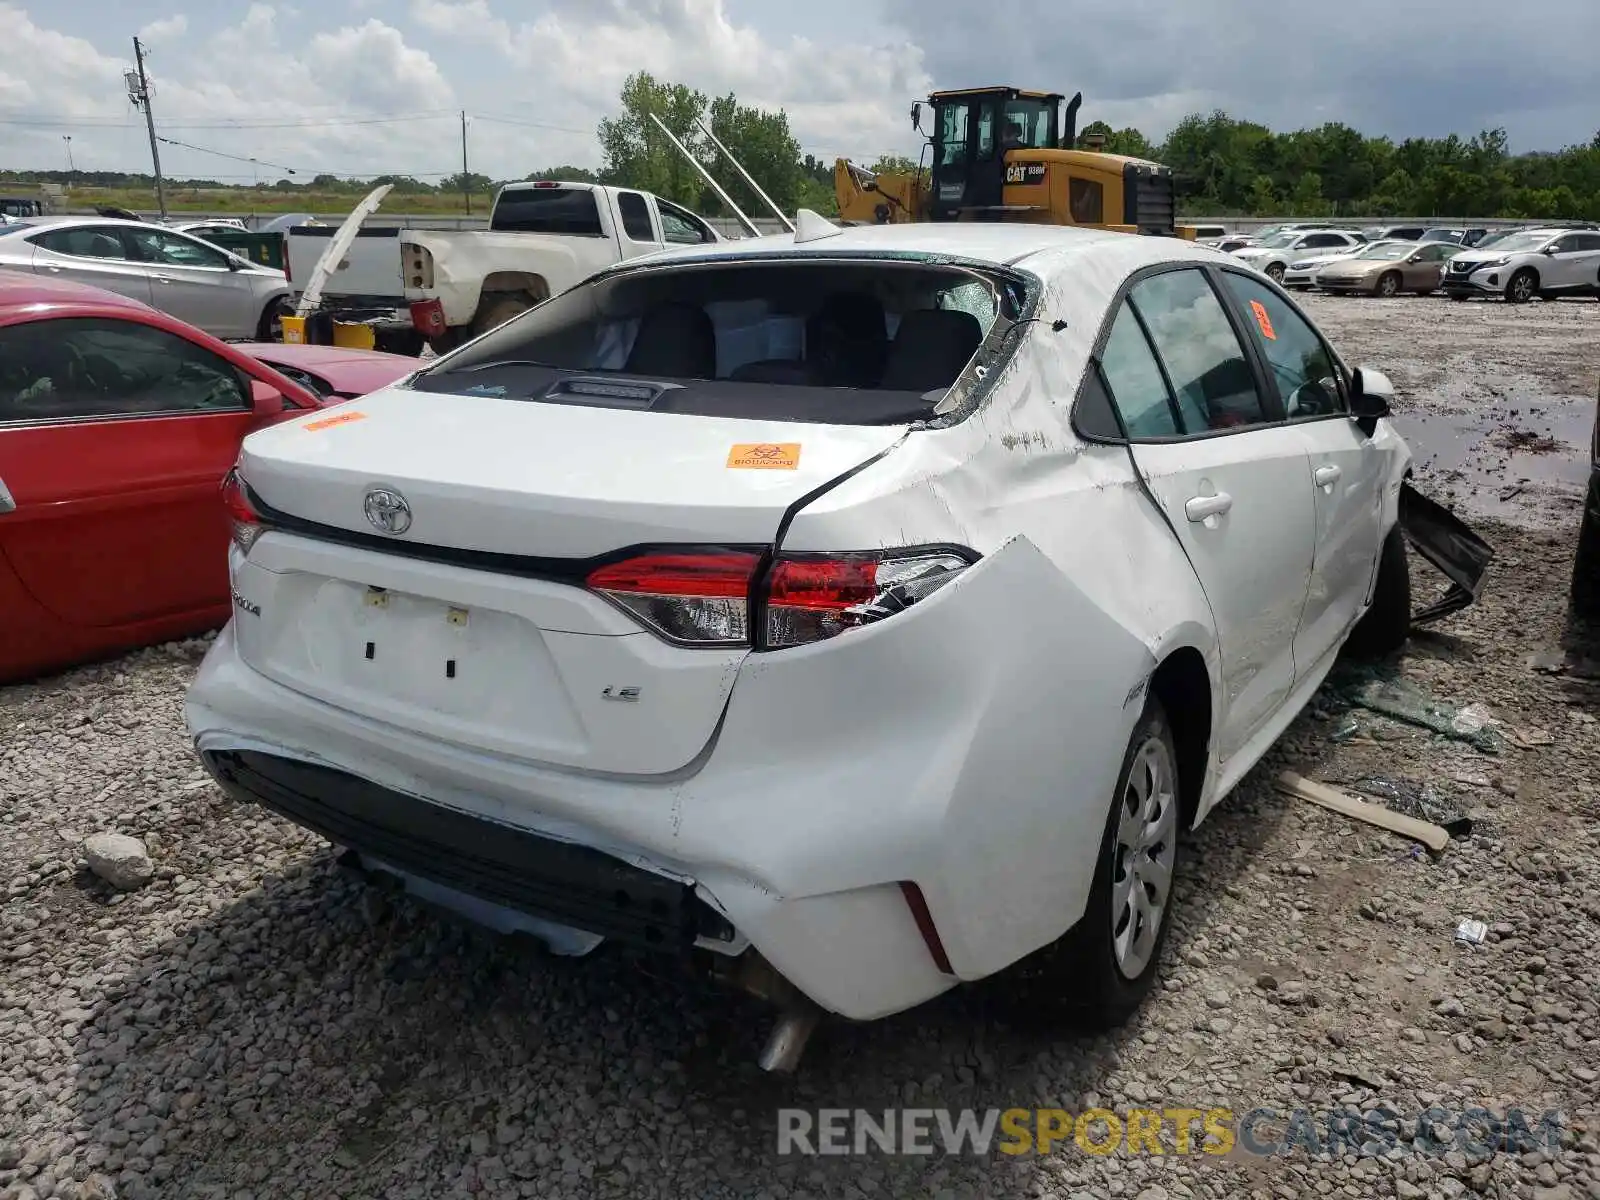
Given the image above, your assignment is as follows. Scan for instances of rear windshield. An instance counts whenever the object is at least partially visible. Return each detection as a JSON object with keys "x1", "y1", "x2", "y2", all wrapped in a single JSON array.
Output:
[
  {"x1": 411, "y1": 259, "x2": 1016, "y2": 425},
  {"x1": 490, "y1": 188, "x2": 604, "y2": 236}
]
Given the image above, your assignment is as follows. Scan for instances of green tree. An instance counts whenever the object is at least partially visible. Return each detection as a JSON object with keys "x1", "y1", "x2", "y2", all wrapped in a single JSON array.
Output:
[
  {"x1": 596, "y1": 71, "x2": 710, "y2": 208},
  {"x1": 526, "y1": 165, "x2": 599, "y2": 184},
  {"x1": 706, "y1": 92, "x2": 802, "y2": 216},
  {"x1": 1290, "y1": 170, "x2": 1324, "y2": 215}
]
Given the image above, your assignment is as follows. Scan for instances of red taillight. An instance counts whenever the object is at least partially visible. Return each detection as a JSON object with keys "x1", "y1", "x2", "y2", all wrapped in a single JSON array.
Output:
[
  {"x1": 587, "y1": 549, "x2": 971, "y2": 650},
  {"x1": 586, "y1": 552, "x2": 760, "y2": 645},
  {"x1": 221, "y1": 468, "x2": 264, "y2": 554},
  {"x1": 409, "y1": 298, "x2": 446, "y2": 338}
]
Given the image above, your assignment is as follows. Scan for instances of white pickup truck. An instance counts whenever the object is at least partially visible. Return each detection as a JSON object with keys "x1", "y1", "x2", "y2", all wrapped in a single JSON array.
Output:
[{"x1": 284, "y1": 182, "x2": 724, "y2": 352}]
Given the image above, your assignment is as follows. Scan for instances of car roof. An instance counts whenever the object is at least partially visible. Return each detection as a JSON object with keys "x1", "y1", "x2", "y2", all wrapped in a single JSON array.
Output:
[
  {"x1": 0, "y1": 266, "x2": 156, "y2": 317},
  {"x1": 9, "y1": 215, "x2": 164, "y2": 232},
  {"x1": 628, "y1": 221, "x2": 1212, "y2": 274}
]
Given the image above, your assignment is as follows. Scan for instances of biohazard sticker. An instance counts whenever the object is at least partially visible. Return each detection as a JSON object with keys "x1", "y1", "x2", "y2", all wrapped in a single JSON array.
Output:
[
  {"x1": 1249, "y1": 300, "x2": 1277, "y2": 340},
  {"x1": 304, "y1": 411, "x2": 368, "y2": 432},
  {"x1": 727, "y1": 443, "x2": 801, "y2": 470}
]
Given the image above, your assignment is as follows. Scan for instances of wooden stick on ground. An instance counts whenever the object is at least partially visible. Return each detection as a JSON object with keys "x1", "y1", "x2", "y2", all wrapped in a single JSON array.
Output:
[{"x1": 1276, "y1": 770, "x2": 1451, "y2": 853}]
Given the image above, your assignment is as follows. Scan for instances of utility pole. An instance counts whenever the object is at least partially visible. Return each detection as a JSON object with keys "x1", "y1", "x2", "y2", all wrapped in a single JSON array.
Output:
[
  {"x1": 129, "y1": 37, "x2": 168, "y2": 219},
  {"x1": 62, "y1": 136, "x2": 74, "y2": 175},
  {"x1": 460, "y1": 110, "x2": 471, "y2": 215}
]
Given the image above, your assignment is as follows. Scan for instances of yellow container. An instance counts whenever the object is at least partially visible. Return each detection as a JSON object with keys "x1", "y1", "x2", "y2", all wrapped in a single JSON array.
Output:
[
  {"x1": 331, "y1": 321, "x2": 377, "y2": 351},
  {"x1": 280, "y1": 315, "x2": 308, "y2": 345}
]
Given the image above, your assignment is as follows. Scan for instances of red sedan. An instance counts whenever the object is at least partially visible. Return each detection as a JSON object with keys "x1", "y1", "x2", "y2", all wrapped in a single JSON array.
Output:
[{"x1": 0, "y1": 271, "x2": 418, "y2": 683}]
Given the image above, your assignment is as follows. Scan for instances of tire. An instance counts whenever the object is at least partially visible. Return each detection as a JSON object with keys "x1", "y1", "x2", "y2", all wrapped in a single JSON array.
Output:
[
  {"x1": 1506, "y1": 268, "x2": 1538, "y2": 304},
  {"x1": 1376, "y1": 271, "x2": 1402, "y2": 298},
  {"x1": 469, "y1": 292, "x2": 538, "y2": 339},
  {"x1": 1042, "y1": 697, "x2": 1183, "y2": 1029},
  {"x1": 1266, "y1": 262, "x2": 1286, "y2": 283},
  {"x1": 1574, "y1": 477, "x2": 1600, "y2": 619},
  {"x1": 1344, "y1": 525, "x2": 1412, "y2": 658},
  {"x1": 257, "y1": 295, "x2": 294, "y2": 342}
]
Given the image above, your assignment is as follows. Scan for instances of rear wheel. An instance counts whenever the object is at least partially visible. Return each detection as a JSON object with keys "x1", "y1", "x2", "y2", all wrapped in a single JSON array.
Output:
[
  {"x1": 1042, "y1": 697, "x2": 1182, "y2": 1028},
  {"x1": 1376, "y1": 271, "x2": 1402, "y2": 298},
  {"x1": 470, "y1": 292, "x2": 540, "y2": 339},
  {"x1": 1506, "y1": 268, "x2": 1538, "y2": 304},
  {"x1": 257, "y1": 295, "x2": 294, "y2": 342},
  {"x1": 1344, "y1": 525, "x2": 1411, "y2": 658}
]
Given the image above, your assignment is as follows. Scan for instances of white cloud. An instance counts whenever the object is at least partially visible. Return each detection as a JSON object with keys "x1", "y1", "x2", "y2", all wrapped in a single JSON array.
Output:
[{"x1": 137, "y1": 14, "x2": 189, "y2": 44}]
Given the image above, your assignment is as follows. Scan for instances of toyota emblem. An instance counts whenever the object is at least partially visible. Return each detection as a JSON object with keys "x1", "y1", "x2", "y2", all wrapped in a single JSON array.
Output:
[{"x1": 363, "y1": 487, "x2": 412, "y2": 535}]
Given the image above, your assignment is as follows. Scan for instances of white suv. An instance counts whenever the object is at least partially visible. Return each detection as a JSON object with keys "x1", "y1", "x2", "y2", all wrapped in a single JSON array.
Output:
[
  {"x1": 1441, "y1": 228, "x2": 1600, "y2": 303},
  {"x1": 1232, "y1": 230, "x2": 1365, "y2": 283}
]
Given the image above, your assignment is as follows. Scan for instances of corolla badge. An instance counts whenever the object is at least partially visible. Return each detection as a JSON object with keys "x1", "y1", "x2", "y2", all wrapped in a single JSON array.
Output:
[{"x1": 363, "y1": 487, "x2": 412, "y2": 535}]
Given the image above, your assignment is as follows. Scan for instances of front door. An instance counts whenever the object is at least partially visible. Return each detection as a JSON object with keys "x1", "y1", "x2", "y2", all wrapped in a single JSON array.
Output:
[
  {"x1": 1218, "y1": 270, "x2": 1388, "y2": 675},
  {"x1": 1101, "y1": 267, "x2": 1317, "y2": 761},
  {"x1": 122, "y1": 226, "x2": 255, "y2": 338},
  {"x1": 0, "y1": 315, "x2": 264, "y2": 630},
  {"x1": 930, "y1": 94, "x2": 1007, "y2": 219}
]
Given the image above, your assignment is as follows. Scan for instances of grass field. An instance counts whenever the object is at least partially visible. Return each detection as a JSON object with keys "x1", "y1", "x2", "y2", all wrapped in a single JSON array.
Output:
[{"x1": 65, "y1": 185, "x2": 477, "y2": 216}]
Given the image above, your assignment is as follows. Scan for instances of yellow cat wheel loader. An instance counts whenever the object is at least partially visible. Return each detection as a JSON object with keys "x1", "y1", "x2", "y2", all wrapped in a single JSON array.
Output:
[{"x1": 835, "y1": 87, "x2": 1197, "y2": 239}]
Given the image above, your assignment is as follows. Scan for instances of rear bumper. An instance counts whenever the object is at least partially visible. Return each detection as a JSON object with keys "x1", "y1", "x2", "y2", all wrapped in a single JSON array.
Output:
[{"x1": 186, "y1": 535, "x2": 1156, "y2": 1022}]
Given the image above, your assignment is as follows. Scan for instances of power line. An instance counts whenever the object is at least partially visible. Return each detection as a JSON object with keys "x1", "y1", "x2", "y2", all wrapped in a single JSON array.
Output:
[{"x1": 154, "y1": 135, "x2": 297, "y2": 173}]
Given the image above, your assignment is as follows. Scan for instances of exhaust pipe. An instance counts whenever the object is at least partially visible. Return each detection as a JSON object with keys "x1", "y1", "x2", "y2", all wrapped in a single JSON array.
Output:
[
  {"x1": 758, "y1": 1009, "x2": 820, "y2": 1074},
  {"x1": 1061, "y1": 92, "x2": 1083, "y2": 149},
  {"x1": 711, "y1": 950, "x2": 824, "y2": 1073}
]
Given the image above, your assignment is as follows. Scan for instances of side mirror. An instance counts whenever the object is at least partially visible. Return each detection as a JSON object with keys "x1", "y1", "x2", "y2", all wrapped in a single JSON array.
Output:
[
  {"x1": 910, "y1": 102, "x2": 924, "y2": 133},
  {"x1": 1543, "y1": 245, "x2": 1560, "y2": 256},
  {"x1": 1349, "y1": 366, "x2": 1393, "y2": 437},
  {"x1": 249, "y1": 379, "x2": 288, "y2": 416}
]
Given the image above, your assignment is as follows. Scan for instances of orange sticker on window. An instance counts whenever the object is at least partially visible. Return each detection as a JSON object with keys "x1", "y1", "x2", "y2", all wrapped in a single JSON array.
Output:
[
  {"x1": 1249, "y1": 300, "x2": 1277, "y2": 340},
  {"x1": 727, "y1": 443, "x2": 801, "y2": 470},
  {"x1": 303, "y1": 411, "x2": 367, "y2": 432}
]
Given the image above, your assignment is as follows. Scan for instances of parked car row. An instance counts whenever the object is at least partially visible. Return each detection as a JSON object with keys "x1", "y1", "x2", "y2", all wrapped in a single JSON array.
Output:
[
  {"x1": 0, "y1": 269, "x2": 418, "y2": 683},
  {"x1": 0, "y1": 216, "x2": 293, "y2": 340}
]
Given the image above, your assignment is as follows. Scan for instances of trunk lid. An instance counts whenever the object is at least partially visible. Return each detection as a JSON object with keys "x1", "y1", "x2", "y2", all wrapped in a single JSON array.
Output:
[
  {"x1": 230, "y1": 387, "x2": 906, "y2": 776},
  {"x1": 238, "y1": 387, "x2": 907, "y2": 559}
]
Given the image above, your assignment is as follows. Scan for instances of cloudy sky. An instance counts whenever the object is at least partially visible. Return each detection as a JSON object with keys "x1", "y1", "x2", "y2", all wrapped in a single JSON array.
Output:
[{"x1": 2, "y1": 0, "x2": 1595, "y2": 183}]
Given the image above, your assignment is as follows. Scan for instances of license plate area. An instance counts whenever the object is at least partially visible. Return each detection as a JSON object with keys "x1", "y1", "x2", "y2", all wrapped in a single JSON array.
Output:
[{"x1": 262, "y1": 577, "x2": 587, "y2": 750}]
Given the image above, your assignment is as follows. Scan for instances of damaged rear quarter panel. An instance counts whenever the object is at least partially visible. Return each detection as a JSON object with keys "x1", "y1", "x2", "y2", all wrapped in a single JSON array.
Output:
[{"x1": 760, "y1": 243, "x2": 1222, "y2": 976}]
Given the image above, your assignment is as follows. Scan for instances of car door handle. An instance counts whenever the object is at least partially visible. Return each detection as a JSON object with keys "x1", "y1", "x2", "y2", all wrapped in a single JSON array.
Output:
[
  {"x1": 1184, "y1": 493, "x2": 1233, "y2": 522},
  {"x1": 0, "y1": 477, "x2": 14, "y2": 515},
  {"x1": 1314, "y1": 465, "x2": 1343, "y2": 487}
]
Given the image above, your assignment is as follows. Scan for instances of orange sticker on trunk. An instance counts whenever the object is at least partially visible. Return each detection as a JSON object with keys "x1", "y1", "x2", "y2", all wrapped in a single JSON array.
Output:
[
  {"x1": 303, "y1": 411, "x2": 367, "y2": 432},
  {"x1": 1249, "y1": 300, "x2": 1277, "y2": 340},
  {"x1": 727, "y1": 443, "x2": 801, "y2": 470}
]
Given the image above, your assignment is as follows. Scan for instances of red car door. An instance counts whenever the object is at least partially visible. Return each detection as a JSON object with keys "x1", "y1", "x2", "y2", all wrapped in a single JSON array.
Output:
[{"x1": 0, "y1": 312, "x2": 315, "y2": 646}]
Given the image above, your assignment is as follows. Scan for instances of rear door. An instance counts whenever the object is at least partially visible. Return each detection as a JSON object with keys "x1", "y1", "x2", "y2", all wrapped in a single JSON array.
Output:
[
  {"x1": 1102, "y1": 266, "x2": 1317, "y2": 761},
  {"x1": 1217, "y1": 270, "x2": 1387, "y2": 676},
  {"x1": 0, "y1": 315, "x2": 272, "y2": 629},
  {"x1": 613, "y1": 191, "x2": 665, "y2": 261},
  {"x1": 122, "y1": 226, "x2": 255, "y2": 338},
  {"x1": 28, "y1": 225, "x2": 156, "y2": 306},
  {"x1": 1571, "y1": 233, "x2": 1600, "y2": 291}
]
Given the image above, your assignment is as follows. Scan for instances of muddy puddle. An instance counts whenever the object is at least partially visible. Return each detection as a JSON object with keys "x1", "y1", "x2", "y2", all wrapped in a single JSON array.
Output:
[{"x1": 1390, "y1": 395, "x2": 1594, "y2": 528}]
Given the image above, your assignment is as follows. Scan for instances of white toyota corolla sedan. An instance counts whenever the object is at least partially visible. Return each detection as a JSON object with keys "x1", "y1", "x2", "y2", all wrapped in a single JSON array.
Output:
[{"x1": 185, "y1": 216, "x2": 1484, "y2": 1069}]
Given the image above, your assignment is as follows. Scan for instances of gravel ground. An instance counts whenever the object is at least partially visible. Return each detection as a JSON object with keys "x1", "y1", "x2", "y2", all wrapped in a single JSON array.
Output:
[{"x1": 2, "y1": 293, "x2": 1599, "y2": 1200}]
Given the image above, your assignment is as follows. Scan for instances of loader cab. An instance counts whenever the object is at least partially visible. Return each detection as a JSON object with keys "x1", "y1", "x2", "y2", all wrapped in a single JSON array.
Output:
[{"x1": 923, "y1": 87, "x2": 1077, "y2": 220}]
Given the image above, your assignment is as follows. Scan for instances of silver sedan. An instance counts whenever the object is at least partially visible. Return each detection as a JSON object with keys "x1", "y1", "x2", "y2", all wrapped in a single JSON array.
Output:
[{"x1": 0, "y1": 216, "x2": 290, "y2": 340}]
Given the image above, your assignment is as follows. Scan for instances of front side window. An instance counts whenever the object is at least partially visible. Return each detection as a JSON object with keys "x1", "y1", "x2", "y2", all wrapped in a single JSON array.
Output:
[
  {"x1": 1221, "y1": 274, "x2": 1343, "y2": 419},
  {"x1": 0, "y1": 318, "x2": 249, "y2": 424},
  {"x1": 32, "y1": 226, "x2": 128, "y2": 260},
  {"x1": 616, "y1": 191, "x2": 655, "y2": 242},
  {"x1": 976, "y1": 101, "x2": 998, "y2": 161},
  {"x1": 657, "y1": 203, "x2": 713, "y2": 245},
  {"x1": 125, "y1": 228, "x2": 231, "y2": 269},
  {"x1": 1129, "y1": 269, "x2": 1269, "y2": 432}
]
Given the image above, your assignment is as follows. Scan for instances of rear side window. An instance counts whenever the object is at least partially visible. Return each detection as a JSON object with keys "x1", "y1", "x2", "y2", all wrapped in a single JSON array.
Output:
[
  {"x1": 490, "y1": 188, "x2": 604, "y2": 236},
  {"x1": 1129, "y1": 269, "x2": 1270, "y2": 432},
  {"x1": 1099, "y1": 303, "x2": 1179, "y2": 437},
  {"x1": 0, "y1": 318, "x2": 248, "y2": 424},
  {"x1": 32, "y1": 226, "x2": 128, "y2": 259},
  {"x1": 616, "y1": 192, "x2": 655, "y2": 242},
  {"x1": 413, "y1": 260, "x2": 1018, "y2": 426}
]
